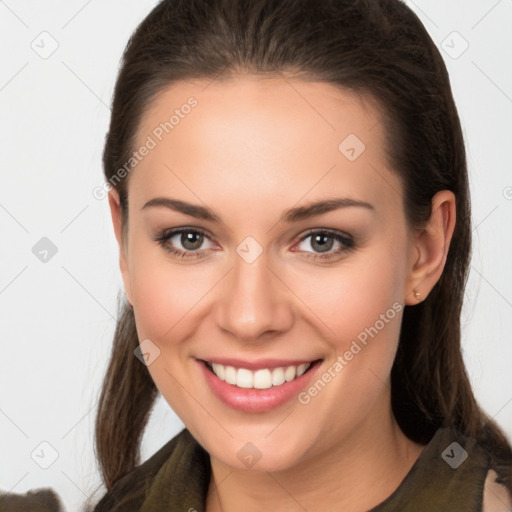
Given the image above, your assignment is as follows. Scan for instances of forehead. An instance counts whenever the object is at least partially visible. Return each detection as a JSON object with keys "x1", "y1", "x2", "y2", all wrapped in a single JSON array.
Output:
[
  {"x1": 130, "y1": 75, "x2": 402, "y2": 219},
  {"x1": 137, "y1": 74, "x2": 384, "y2": 152}
]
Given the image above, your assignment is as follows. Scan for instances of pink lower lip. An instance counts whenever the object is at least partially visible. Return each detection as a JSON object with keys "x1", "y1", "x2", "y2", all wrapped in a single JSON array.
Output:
[{"x1": 198, "y1": 359, "x2": 321, "y2": 413}]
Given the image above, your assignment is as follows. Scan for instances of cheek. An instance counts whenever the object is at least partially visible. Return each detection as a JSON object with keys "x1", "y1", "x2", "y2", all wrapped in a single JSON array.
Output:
[
  {"x1": 126, "y1": 243, "x2": 210, "y2": 419},
  {"x1": 128, "y1": 241, "x2": 214, "y2": 341},
  {"x1": 289, "y1": 250, "x2": 406, "y2": 441},
  {"x1": 293, "y1": 242, "x2": 407, "y2": 350}
]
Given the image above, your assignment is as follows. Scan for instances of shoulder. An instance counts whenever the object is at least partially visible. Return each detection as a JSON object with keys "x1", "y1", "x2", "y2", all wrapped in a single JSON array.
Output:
[
  {"x1": 438, "y1": 426, "x2": 512, "y2": 512},
  {"x1": 92, "y1": 428, "x2": 195, "y2": 512},
  {"x1": 482, "y1": 469, "x2": 512, "y2": 512},
  {"x1": 377, "y1": 426, "x2": 511, "y2": 511}
]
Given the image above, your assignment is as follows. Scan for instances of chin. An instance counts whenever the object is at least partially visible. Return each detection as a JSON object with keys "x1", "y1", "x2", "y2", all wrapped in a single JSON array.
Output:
[{"x1": 198, "y1": 426, "x2": 318, "y2": 473}]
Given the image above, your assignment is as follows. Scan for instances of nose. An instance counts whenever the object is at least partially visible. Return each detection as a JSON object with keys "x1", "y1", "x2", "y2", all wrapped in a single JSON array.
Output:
[{"x1": 214, "y1": 250, "x2": 294, "y2": 342}]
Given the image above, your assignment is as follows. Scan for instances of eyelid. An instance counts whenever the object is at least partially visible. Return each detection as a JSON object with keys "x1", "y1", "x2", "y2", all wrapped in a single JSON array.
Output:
[
  {"x1": 156, "y1": 226, "x2": 351, "y2": 245},
  {"x1": 159, "y1": 225, "x2": 211, "y2": 239},
  {"x1": 296, "y1": 227, "x2": 352, "y2": 242}
]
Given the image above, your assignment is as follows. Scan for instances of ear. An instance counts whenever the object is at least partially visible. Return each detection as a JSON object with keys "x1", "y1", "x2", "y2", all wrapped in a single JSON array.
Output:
[
  {"x1": 404, "y1": 190, "x2": 456, "y2": 305},
  {"x1": 108, "y1": 188, "x2": 133, "y2": 306}
]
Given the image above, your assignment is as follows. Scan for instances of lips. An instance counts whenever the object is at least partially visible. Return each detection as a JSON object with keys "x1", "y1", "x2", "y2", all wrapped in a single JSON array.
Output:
[{"x1": 197, "y1": 357, "x2": 322, "y2": 413}]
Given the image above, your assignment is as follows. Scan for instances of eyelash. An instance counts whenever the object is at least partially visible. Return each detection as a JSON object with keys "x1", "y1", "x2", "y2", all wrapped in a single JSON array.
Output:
[{"x1": 153, "y1": 227, "x2": 355, "y2": 261}]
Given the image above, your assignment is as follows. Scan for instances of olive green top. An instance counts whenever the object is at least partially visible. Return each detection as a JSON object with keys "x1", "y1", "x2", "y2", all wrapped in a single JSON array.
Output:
[{"x1": 92, "y1": 427, "x2": 502, "y2": 511}]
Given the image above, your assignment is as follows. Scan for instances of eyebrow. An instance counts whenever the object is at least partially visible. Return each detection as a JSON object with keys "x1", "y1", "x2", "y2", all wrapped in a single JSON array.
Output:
[{"x1": 141, "y1": 197, "x2": 375, "y2": 223}]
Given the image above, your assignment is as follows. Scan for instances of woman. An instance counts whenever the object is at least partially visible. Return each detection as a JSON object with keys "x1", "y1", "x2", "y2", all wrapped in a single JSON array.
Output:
[{"x1": 92, "y1": 0, "x2": 512, "y2": 510}]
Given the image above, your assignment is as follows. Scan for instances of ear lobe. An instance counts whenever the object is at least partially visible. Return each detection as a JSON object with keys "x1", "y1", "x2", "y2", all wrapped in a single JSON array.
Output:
[
  {"x1": 107, "y1": 188, "x2": 133, "y2": 305},
  {"x1": 405, "y1": 190, "x2": 456, "y2": 305}
]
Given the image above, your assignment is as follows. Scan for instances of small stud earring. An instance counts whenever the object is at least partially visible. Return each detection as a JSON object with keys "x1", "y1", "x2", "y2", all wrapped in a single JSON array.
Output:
[{"x1": 414, "y1": 289, "x2": 421, "y2": 300}]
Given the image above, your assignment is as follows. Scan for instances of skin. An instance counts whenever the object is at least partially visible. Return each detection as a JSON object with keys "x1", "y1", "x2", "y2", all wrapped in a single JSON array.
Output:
[{"x1": 108, "y1": 74, "x2": 456, "y2": 512}]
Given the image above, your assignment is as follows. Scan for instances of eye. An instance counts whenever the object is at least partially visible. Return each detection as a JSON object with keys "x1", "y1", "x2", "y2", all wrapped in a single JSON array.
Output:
[
  {"x1": 293, "y1": 229, "x2": 355, "y2": 261},
  {"x1": 153, "y1": 227, "x2": 217, "y2": 259},
  {"x1": 154, "y1": 227, "x2": 355, "y2": 262}
]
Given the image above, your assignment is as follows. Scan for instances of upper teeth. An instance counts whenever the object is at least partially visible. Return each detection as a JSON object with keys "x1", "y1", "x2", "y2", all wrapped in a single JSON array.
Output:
[{"x1": 210, "y1": 362, "x2": 311, "y2": 389}]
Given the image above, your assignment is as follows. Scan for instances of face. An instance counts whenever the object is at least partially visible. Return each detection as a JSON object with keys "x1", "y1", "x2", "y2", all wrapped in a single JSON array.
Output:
[{"x1": 111, "y1": 75, "x2": 420, "y2": 472}]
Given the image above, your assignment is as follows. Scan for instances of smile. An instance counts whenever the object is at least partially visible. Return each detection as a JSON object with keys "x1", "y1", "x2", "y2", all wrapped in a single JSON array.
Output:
[
  {"x1": 198, "y1": 358, "x2": 322, "y2": 412},
  {"x1": 205, "y1": 361, "x2": 311, "y2": 389}
]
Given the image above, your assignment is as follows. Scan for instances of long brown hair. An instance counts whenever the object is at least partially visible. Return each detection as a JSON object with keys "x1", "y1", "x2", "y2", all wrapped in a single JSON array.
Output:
[{"x1": 95, "y1": 0, "x2": 512, "y2": 492}]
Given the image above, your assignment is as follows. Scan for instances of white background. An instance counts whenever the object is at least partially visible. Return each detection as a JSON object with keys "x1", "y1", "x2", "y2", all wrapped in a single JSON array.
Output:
[{"x1": 1, "y1": 1, "x2": 511, "y2": 510}]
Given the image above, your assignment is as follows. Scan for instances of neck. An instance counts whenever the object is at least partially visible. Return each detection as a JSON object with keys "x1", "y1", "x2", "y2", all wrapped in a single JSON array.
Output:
[{"x1": 206, "y1": 395, "x2": 425, "y2": 512}]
